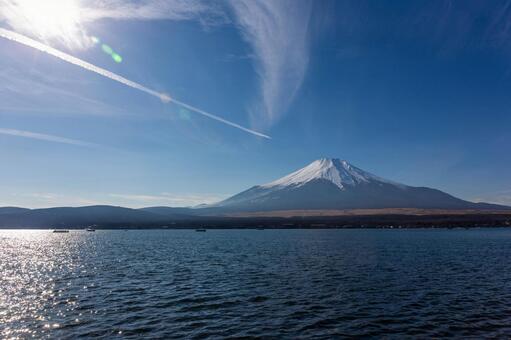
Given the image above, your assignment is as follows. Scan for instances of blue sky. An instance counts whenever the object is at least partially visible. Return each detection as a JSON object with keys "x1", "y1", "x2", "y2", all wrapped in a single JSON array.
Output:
[{"x1": 0, "y1": 0, "x2": 510, "y2": 208}]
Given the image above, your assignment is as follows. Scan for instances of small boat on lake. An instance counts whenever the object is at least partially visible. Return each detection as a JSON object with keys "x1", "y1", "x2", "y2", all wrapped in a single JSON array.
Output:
[
  {"x1": 195, "y1": 228, "x2": 207, "y2": 232},
  {"x1": 53, "y1": 229, "x2": 69, "y2": 233},
  {"x1": 85, "y1": 225, "x2": 96, "y2": 232}
]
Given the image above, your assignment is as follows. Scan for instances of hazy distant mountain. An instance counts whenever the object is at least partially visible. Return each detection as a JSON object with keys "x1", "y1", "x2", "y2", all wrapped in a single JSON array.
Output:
[
  {"x1": 212, "y1": 158, "x2": 508, "y2": 212},
  {"x1": 0, "y1": 205, "x2": 185, "y2": 228},
  {"x1": 139, "y1": 206, "x2": 196, "y2": 217},
  {"x1": 0, "y1": 207, "x2": 31, "y2": 215}
]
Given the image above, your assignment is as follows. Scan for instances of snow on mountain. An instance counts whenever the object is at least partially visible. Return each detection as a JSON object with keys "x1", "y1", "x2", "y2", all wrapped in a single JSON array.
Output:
[
  {"x1": 211, "y1": 158, "x2": 507, "y2": 212},
  {"x1": 261, "y1": 158, "x2": 400, "y2": 190}
]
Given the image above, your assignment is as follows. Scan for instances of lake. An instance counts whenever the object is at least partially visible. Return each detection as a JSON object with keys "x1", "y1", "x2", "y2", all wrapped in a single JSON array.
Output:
[{"x1": 1, "y1": 229, "x2": 511, "y2": 338}]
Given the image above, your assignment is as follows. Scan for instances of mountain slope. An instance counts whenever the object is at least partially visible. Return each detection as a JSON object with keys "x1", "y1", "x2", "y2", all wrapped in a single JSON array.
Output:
[
  {"x1": 213, "y1": 158, "x2": 508, "y2": 212},
  {"x1": 139, "y1": 206, "x2": 198, "y2": 217}
]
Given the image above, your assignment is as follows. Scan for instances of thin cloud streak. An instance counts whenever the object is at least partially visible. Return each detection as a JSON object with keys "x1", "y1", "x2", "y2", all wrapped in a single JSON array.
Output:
[
  {"x1": 1, "y1": 191, "x2": 226, "y2": 208},
  {"x1": 0, "y1": 28, "x2": 270, "y2": 139},
  {"x1": 12, "y1": 192, "x2": 104, "y2": 208},
  {"x1": 0, "y1": 128, "x2": 98, "y2": 147},
  {"x1": 0, "y1": 67, "x2": 120, "y2": 116},
  {"x1": 82, "y1": 0, "x2": 226, "y2": 24},
  {"x1": 109, "y1": 193, "x2": 225, "y2": 206},
  {"x1": 230, "y1": 0, "x2": 313, "y2": 128},
  {"x1": 0, "y1": 0, "x2": 226, "y2": 49},
  {"x1": 473, "y1": 189, "x2": 511, "y2": 206}
]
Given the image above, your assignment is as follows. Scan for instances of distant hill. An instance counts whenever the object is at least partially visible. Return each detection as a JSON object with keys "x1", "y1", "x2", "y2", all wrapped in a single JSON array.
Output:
[
  {"x1": 139, "y1": 206, "x2": 197, "y2": 217},
  {"x1": 0, "y1": 207, "x2": 31, "y2": 215},
  {"x1": 0, "y1": 205, "x2": 191, "y2": 228}
]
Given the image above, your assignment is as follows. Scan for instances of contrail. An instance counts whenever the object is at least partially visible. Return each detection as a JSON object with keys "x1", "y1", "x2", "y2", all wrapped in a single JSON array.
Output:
[
  {"x1": 0, "y1": 28, "x2": 271, "y2": 139},
  {"x1": 0, "y1": 128, "x2": 98, "y2": 147}
]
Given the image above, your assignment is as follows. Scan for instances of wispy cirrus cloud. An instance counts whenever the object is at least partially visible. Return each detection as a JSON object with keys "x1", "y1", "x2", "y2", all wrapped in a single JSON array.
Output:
[
  {"x1": 229, "y1": 0, "x2": 313, "y2": 128},
  {"x1": 405, "y1": 0, "x2": 511, "y2": 56},
  {"x1": 0, "y1": 0, "x2": 226, "y2": 49},
  {"x1": 0, "y1": 128, "x2": 98, "y2": 147},
  {"x1": 109, "y1": 192, "x2": 225, "y2": 207},
  {"x1": 83, "y1": 0, "x2": 314, "y2": 129},
  {"x1": 473, "y1": 189, "x2": 511, "y2": 206},
  {"x1": 20, "y1": 192, "x2": 103, "y2": 207},
  {"x1": 82, "y1": 0, "x2": 226, "y2": 24},
  {"x1": 0, "y1": 0, "x2": 92, "y2": 49},
  {"x1": 1, "y1": 0, "x2": 314, "y2": 131},
  {"x1": 0, "y1": 67, "x2": 120, "y2": 116}
]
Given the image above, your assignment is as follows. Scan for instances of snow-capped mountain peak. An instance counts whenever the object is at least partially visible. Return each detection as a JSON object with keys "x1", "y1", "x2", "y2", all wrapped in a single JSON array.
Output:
[
  {"x1": 261, "y1": 158, "x2": 394, "y2": 190},
  {"x1": 212, "y1": 157, "x2": 507, "y2": 212}
]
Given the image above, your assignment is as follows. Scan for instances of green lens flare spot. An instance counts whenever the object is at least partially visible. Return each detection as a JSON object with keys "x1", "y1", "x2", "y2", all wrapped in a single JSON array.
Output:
[
  {"x1": 112, "y1": 53, "x2": 123, "y2": 63},
  {"x1": 101, "y1": 44, "x2": 113, "y2": 55},
  {"x1": 91, "y1": 36, "x2": 100, "y2": 44}
]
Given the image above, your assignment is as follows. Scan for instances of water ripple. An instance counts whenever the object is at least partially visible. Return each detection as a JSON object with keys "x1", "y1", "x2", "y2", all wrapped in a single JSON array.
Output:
[{"x1": 2, "y1": 229, "x2": 511, "y2": 338}]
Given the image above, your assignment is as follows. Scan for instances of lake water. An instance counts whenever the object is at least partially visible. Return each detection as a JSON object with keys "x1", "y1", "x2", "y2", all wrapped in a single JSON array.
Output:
[{"x1": 2, "y1": 229, "x2": 511, "y2": 338}]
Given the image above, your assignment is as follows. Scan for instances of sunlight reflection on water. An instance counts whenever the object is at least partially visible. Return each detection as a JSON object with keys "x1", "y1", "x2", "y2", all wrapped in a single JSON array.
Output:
[{"x1": 2, "y1": 229, "x2": 511, "y2": 338}]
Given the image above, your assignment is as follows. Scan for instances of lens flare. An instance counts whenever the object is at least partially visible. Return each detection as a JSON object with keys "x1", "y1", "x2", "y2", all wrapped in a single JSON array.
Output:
[
  {"x1": 93, "y1": 38, "x2": 123, "y2": 63},
  {"x1": 111, "y1": 53, "x2": 122, "y2": 63},
  {"x1": 1, "y1": 0, "x2": 90, "y2": 49},
  {"x1": 101, "y1": 44, "x2": 113, "y2": 55},
  {"x1": 0, "y1": 28, "x2": 271, "y2": 139}
]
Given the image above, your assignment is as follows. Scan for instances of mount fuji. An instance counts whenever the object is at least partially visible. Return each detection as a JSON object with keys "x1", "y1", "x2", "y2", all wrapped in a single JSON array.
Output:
[{"x1": 211, "y1": 158, "x2": 506, "y2": 212}]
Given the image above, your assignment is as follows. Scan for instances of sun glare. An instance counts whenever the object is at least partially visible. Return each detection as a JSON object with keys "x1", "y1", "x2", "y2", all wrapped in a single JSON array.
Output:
[{"x1": 3, "y1": 0, "x2": 89, "y2": 48}]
